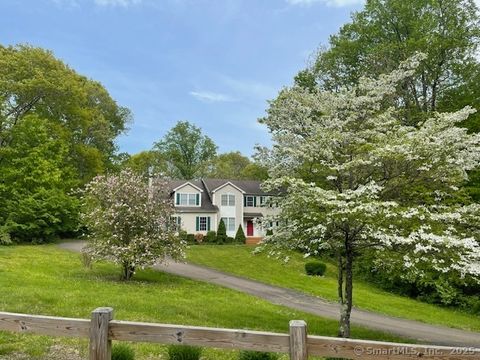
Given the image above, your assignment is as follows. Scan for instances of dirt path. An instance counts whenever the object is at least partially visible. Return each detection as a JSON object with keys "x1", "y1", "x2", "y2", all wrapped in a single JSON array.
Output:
[{"x1": 58, "y1": 241, "x2": 480, "y2": 347}]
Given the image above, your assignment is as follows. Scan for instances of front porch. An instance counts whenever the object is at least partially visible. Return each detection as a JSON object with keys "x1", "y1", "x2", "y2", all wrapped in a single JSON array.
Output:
[{"x1": 244, "y1": 212, "x2": 264, "y2": 245}]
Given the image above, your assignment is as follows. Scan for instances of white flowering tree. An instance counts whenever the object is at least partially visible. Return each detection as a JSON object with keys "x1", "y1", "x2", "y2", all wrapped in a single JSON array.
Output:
[
  {"x1": 80, "y1": 169, "x2": 185, "y2": 280},
  {"x1": 258, "y1": 55, "x2": 480, "y2": 338}
]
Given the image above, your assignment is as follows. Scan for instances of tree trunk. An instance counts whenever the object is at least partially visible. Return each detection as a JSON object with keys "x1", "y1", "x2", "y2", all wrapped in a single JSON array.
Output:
[
  {"x1": 338, "y1": 241, "x2": 354, "y2": 338},
  {"x1": 122, "y1": 263, "x2": 135, "y2": 281}
]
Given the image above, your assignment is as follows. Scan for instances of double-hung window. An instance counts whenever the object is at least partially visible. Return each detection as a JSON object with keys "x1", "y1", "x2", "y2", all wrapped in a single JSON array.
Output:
[
  {"x1": 245, "y1": 195, "x2": 255, "y2": 207},
  {"x1": 196, "y1": 216, "x2": 211, "y2": 231},
  {"x1": 221, "y1": 194, "x2": 235, "y2": 206},
  {"x1": 176, "y1": 193, "x2": 200, "y2": 206},
  {"x1": 221, "y1": 217, "x2": 236, "y2": 232}
]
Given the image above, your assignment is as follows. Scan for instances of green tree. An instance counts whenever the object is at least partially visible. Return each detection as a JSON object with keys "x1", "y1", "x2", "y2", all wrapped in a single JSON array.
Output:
[
  {"x1": 240, "y1": 163, "x2": 269, "y2": 181},
  {"x1": 216, "y1": 219, "x2": 227, "y2": 244},
  {"x1": 301, "y1": 0, "x2": 480, "y2": 126},
  {"x1": 0, "y1": 44, "x2": 131, "y2": 181},
  {"x1": 122, "y1": 150, "x2": 167, "y2": 179},
  {"x1": 234, "y1": 225, "x2": 246, "y2": 243},
  {"x1": 0, "y1": 115, "x2": 79, "y2": 242},
  {"x1": 210, "y1": 151, "x2": 250, "y2": 179},
  {"x1": 154, "y1": 121, "x2": 217, "y2": 179}
]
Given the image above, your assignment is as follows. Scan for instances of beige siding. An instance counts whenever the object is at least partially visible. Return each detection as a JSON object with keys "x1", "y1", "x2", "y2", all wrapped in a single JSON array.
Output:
[
  {"x1": 212, "y1": 184, "x2": 243, "y2": 236},
  {"x1": 174, "y1": 212, "x2": 216, "y2": 235},
  {"x1": 173, "y1": 183, "x2": 202, "y2": 208}
]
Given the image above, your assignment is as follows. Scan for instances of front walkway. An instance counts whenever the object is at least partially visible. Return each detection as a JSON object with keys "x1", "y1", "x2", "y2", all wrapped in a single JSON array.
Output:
[{"x1": 58, "y1": 241, "x2": 480, "y2": 347}]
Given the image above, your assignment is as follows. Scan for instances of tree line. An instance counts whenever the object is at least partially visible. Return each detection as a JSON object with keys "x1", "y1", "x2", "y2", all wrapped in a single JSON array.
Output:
[{"x1": 0, "y1": 45, "x2": 265, "y2": 244}]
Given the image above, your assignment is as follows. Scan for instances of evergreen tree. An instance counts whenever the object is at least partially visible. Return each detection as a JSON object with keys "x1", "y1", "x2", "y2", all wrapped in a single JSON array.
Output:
[
  {"x1": 216, "y1": 219, "x2": 227, "y2": 244},
  {"x1": 234, "y1": 225, "x2": 246, "y2": 244}
]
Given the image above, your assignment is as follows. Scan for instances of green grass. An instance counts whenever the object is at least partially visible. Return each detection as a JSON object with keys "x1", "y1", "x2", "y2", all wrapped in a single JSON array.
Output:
[
  {"x1": 0, "y1": 245, "x2": 406, "y2": 359},
  {"x1": 186, "y1": 245, "x2": 480, "y2": 333}
]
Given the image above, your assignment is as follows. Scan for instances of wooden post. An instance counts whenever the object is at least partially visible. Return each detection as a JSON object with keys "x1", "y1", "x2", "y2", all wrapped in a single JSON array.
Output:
[
  {"x1": 89, "y1": 307, "x2": 114, "y2": 360},
  {"x1": 289, "y1": 320, "x2": 307, "y2": 360}
]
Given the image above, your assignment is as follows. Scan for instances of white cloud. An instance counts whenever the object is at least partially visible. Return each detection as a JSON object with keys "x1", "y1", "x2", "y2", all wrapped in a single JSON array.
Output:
[
  {"x1": 286, "y1": 0, "x2": 364, "y2": 7},
  {"x1": 189, "y1": 91, "x2": 237, "y2": 103}
]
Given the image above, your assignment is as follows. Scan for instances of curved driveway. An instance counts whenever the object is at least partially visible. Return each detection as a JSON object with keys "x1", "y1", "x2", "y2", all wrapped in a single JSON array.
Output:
[{"x1": 58, "y1": 241, "x2": 480, "y2": 347}]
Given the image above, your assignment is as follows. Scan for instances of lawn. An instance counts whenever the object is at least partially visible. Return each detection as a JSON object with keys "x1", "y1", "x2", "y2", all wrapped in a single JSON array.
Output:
[
  {"x1": 0, "y1": 245, "x2": 405, "y2": 359},
  {"x1": 186, "y1": 245, "x2": 480, "y2": 333}
]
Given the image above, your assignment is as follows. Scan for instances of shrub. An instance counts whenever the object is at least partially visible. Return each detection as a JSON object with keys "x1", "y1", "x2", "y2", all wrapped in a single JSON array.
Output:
[
  {"x1": 238, "y1": 350, "x2": 278, "y2": 360},
  {"x1": 235, "y1": 225, "x2": 246, "y2": 243},
  {"x1": 265, "y1": 229, "x2": 273, "y2": 236},
  {"x1": 305, "y1": 261, "x2": 327, "y2": 276},
  {"x1": 186, "y1": 234, "x2": 195, "y2": 244},
  {"x1": 0, "y1": 227, "x2": 12, "y2": 245},
  {"x1": 167, "y1": 344, "x2": 202, "y2": 360},
  {"x1": 216, "y1": 219, "x2": 227, "y2": 244},
  {"x1": 112, "y1": 343, "x2": 135, "y2": 360},
  {"x1": 194, "y1": 233, "x2": 204, "y2": 244},
  {"x1": 179, "y1": 230, "x2": 188, "y2": 242},
  {"x1": 226, "y1": 236, "x2": 235, "y2": 243},
  {"x1": 205, "y1": 230, "x2": 216, "y2": 243}
]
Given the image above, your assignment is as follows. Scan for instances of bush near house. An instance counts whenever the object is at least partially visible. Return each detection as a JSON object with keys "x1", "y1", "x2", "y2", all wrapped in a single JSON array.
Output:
[
  {"x1": 235, "y1": 225, "x2": 246, "y2": 243},
  {"x1": 305, "y1": 261, "x2": 327, "y2": 276},
  {"x1": 205, "y1": 230, "x2": 217, "y2": 243},
  {"x1": 194, "y1": 233, "x2": 204, "y2": 243},
  {"x1": 216, "y1": 219, "x2": 227, "y2": 244}
]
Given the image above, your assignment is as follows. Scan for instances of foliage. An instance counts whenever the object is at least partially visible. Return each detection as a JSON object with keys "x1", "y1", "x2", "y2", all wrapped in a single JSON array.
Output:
[
  {"x1": 216, "y1": 219, "x2": 227, "y2": 244},
  {"x1": 305, "y1": 261, "x2": 327, "y2": 276},
  {"x1": 154, "y1": 121, "x2": 217, "y2": 179},
  {"x1": 112, "y1": 343, "x2": 135, "y2": 360},
  {"x1": 265, "y1": 229, "x2": 273, "y2": 236},
  {"x1": 167, "y1": 345, "x2": 202, "y2": 360},
  {"x1": 80, "y1": 169, "x2": 185, "y2": 280},
  {"x1": 186, "y1": 234, "x2": 195, "y2": 244},
  {"x1": 301, "y1": 0, "x2": 480, "y2": 127},
  {"x1": 121, "y1": 150, "x2": 167, "y2": 179},
  {"x1": 0, "y1": 115, "x2": 79, "y2": 242},
  {"x1": 259, "y1": 55, "x2": 480, "y2": 337},
  {"x1": 0, "y1": 227, "x2": 12, "y2": 245},
  {"x1": 205, "y1": 230, "x2": 217, "y2": 243},
  {"x1": 234, "y1": 225, "x2": 246, "y2": 243},
  {"x1": 238, "y1": 350, "x2": 278, "y2": 360},
  {"x1": 208, "y1": 151, "x2": 269, "y2": 180}
]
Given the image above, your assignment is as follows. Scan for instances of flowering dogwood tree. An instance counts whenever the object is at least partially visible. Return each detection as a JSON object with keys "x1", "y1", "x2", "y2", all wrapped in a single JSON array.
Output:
[
  {"x1": 80, "y1": 169, "x2": 185, "y2": 280},
  {"x1": 258, "y1": 55, "x2": 480, "y2": 338}
]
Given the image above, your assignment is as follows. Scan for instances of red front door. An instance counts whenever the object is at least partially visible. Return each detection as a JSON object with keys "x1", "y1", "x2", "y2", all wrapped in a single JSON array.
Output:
[{"x1": 247, "y1": 221, "x2": 254, "y2": 236}]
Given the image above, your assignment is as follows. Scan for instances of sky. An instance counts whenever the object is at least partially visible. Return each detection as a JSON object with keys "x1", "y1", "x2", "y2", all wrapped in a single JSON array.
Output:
[{"x1": 0, "y1": 0, "x2": 364, "y2": 157}]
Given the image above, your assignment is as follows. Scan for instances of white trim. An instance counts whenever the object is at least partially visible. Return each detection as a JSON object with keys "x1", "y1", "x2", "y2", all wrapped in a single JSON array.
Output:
[
  {"x1": 211, "y1": 181, "x2": 245, "y2": 194},
  {"x1": 220, "y1": 193, "x2": 236, "y2": 206},
  {"x1": 172, "y1": 182, "x2": 204, "y2": 192},
  {"x1": 175, "y1": 192, "x2": 202, "y2": 207}
]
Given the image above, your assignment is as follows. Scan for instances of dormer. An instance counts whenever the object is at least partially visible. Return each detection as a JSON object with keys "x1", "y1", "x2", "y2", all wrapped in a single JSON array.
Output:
[{"x1": 173, "y1": 182, "x2": 203, "y2": 207}]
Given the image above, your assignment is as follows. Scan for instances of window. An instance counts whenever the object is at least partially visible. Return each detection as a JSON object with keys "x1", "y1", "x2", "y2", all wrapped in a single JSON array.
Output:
[
  {"x1": 176, "y1": 193, "x2": 199, "y2": 206},
  {"x1": 196, "y1": 216, "x2": 210, "y2": 231},
  {"x1": 221, "y1": 194, "x2": 235, "y2": 206},
  {"x1": 259, "y1": 196, "x2": 267, "y2": 206},
  {"x1": 171, "y1": 216, "x2": 181, "y2": 231},
  {"x1": 221, "y1": 217, "x2": 236, "y2": 232},
  {"x1": 245, "y1": 195, "x2": 255, "y2": 207}
]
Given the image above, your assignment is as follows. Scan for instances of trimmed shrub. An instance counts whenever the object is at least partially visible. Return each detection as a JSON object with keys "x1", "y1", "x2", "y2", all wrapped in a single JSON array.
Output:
[
  {"x1": 238, "y1": 350, "x2": 278, "y2": 360},
  {"x1": 205, "y1": 230, "x2": 216, "y2": 243},
  {"x1": 226, "y1": 236, "x2": 235, "y2": 243},
  {"x1": 194, "y1": 233, "x2": 204, "y2": 244},
  {"x1": 112, "y1": 343, "x2": 135, "y2": 360},
  {"x1": 167, "y1": 344, "x2": 202, "y2": 360},
  {"x1": 186, "y1": 234, "x2": 195, "y2": 244},
  {"x1": 234, "y1": 225, "x2": 246, "y2": 243},
  {"x1": 305, "y1": 261, "x2": 327, "y2": 276},
  {"x1": 216, "y1": 219, "x2": 227, "y2": 244}
]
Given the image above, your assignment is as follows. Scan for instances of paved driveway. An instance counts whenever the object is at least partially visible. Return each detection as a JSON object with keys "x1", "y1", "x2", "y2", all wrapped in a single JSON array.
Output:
[{"x1": 58, "y1": 241, "x2": 480, "y2": 347}]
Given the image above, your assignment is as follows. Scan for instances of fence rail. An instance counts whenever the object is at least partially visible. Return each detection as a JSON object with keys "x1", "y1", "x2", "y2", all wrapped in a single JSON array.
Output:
[{"x1": 0, "y1": 308, "x2": 479, "y2": 360}]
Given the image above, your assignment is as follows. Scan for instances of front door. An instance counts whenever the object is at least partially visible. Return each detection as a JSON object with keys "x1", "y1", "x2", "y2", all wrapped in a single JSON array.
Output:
[{"x1": 246, "y1": 220, "x2": 254, "y2": 236}]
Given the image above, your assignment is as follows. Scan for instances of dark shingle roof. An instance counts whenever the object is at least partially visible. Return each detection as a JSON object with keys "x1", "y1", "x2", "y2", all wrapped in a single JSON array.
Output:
[
  {"x1": 202, "y1": 179, "x2": 269, "y2": 195},
  {"x1": 168, "y1": 180, "x2": 217, "y2": 212}
]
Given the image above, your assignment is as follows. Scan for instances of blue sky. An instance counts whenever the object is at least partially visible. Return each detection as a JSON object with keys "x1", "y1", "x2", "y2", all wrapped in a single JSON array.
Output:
[{"x1": 0, "y1": 0, "x2": 363, "y2": 157}]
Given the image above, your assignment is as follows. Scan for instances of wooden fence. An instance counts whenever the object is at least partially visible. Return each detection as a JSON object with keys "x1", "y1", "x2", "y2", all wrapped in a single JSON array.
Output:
[{"x1": 0, "y1": 308, "x2": 479, "y2": 360}]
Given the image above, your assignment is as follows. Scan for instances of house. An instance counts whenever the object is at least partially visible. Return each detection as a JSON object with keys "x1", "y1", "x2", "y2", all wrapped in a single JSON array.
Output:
[{"x1": 168, "y1": 179, "x2": 278, "y2": 244}]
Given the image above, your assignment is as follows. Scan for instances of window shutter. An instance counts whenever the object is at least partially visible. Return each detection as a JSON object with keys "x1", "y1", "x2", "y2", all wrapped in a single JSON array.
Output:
[
  {"x1": 253, "y1": 196, "x2": 257, "y2": 207},
  {"x1": 244, "y1": 196, "x2": 246, "y2": 206},
  {"x1": 176, "y1": 193, "x2": 180, "y2": 205},
  {"x1": 196, "y1": 217, "x2": 199, "y2": 231},
  {"x1": 196, "y1": 193, "x2": 200, "y2": 205},
  {"x1": 207, "y1": 217, "x2": 211, "y2": 231}
]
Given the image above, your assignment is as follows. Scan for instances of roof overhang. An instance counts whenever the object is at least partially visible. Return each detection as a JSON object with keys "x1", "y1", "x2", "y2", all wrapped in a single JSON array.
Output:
[{"x1": 211, "y1": 181, "x2": 246, "y2": 194}]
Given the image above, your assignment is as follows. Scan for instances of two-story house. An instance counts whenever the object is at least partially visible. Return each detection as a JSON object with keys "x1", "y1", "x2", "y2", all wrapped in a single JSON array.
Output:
[{"x1": 168, "y1": 179, "x2": 277, "y2": 244}]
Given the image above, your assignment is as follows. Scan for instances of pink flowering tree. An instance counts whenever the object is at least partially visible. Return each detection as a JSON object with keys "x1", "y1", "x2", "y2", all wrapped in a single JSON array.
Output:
[
  {"x1": 258, "y1": 54, "x2": 480, "y2": 338},
  {"x1": 80, "y1": 169, "x2": 184, "y2": 280}
]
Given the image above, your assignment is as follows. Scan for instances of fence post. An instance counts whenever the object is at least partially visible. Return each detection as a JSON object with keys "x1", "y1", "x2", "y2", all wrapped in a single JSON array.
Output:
[
  {"x1": 289, "y1": 320, "x2": 307, "y2": 360},
  {"x1": 89, "y1": 307, "x2": 114, "y2": 360}
]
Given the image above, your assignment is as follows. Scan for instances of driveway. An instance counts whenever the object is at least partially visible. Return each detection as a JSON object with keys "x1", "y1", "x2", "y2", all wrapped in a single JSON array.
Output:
[{"x1": 58, "y1": 241, "x2": 480, "y2": 347}]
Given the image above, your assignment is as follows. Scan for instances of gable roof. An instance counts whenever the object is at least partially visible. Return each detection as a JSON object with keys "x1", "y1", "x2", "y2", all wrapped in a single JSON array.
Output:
[
  {"x1": 172, "y1": 181, "x2": 203, "y2": 192},
  {"x1": 210, "y1": 181, "x2": 246, "y2": 194},
  {"x1": 168, "y1": 180, "x2": 217, "y2": 212},
  {"x1": 202, "y1": 179, "x2": 269, "y2": 195}
]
